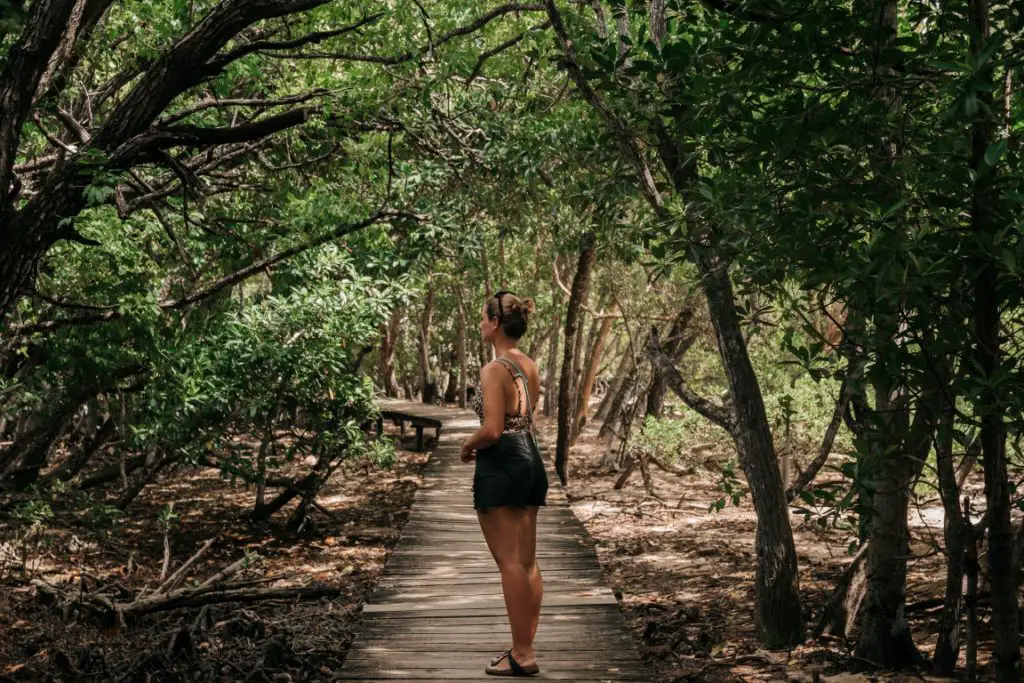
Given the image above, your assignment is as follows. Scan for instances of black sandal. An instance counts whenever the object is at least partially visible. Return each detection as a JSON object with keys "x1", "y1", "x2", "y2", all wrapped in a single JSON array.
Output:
[
  {"x1": 485, "y1": 650, "x2": 539, "y2": 677},
  {"x1": 489, "y1": 649, "x2": 511, "y2": 666}
]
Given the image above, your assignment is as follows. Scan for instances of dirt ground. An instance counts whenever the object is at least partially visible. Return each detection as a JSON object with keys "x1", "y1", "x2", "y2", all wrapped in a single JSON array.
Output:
[
  {"x1": 535, "y1": 413, "x2": 1000, "y2": 683},
  {"x1": 0, "y1": 409, "x2": 1009, "y2": 683},
  {"x1": 0, "y1": 429, "x2": 433, "y2": 682}
]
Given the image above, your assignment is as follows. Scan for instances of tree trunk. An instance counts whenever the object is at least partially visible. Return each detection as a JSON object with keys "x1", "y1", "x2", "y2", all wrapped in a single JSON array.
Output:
[
  {"x1": 555, "y1": 234, "x2": 595, "y2": 485},
  {"x1": 605, "y1": 380, "x2": 646, "y2": 469},
  {"x1": 527, "y1": 320, "x2": 552, "y2": 361},
  {"x1": 255, "y1": 400, "x2": 281, "y2": 508},
  {"x1": 480, "y1": 247, "x2": 494, "y2": 364},
  {"x1": 378, "y1": 307, "x2": 403, "y2": 397},
  {"x1": 933, "y1": 411, "x2": 967, "y2": 673},
  {"x1": 964, "y1": 497, "x2": 981, "y2": 682},
  {"x1": 419, "y1": 283, "x2": 435, "y2": 403},
  {"x1": 455, "y1": 283, "x2": 468, "y2": 408},
  {"x1": 698, "y1": 251, "x2": 804, "y2": 647},
  {"x1": 545, "y1": 0, "x2": 801, "y2": 647},
  {"x1": 853, "y1": 458, "x2": 923, "y2": 667},
  {"x1": 645, "y1": 307, "x2": 694, "y2": 419},
  {"x1": 287, "y1": 442, "x2": 340, "y2": 532},
  {"x1": 595, "y1": 334, "x2": 623, "y2": 385},
  {"x1": 45, "y1": 417, "x2": 116, "y2": 482},
  {"x1": 443, "y1": 353, "x2": 459, "y2": 404},
  {"x1": 854, "y1": 397, "x2": 932, "y2": 668},
  {"x1": 498, "y1": 232, "x2": 506, "y2": 289},
  {"x1": 544, "y1": 256, "x2": 562, "y2": 418},
  {"x1": 968, "y1": 3, "x2": 1020, "y2": 680},
  {"x1": 598, "y1": 359, "x2": 641, "y2": 441},
  {"x1": 3, "y1": 384, "x2": 95, "y2": 489},
  {"x1": 574, "y1": 303, "x2": 615, "y2": 437},
  {"x1": 251, "y1": 443, "x2": 339, "y2": 525},
  {"x1": 813, "y1": 542, "x2": 869, "y2": 639},
  {"x1": 568, "y1": 303, "x2": 590, "y2": 444},
  {"x1": 595, "y1": 345, "x2": 632, "y2": 422},
  {"x1": 116, "y1": 450, "x2": 178, "y2": 509}
]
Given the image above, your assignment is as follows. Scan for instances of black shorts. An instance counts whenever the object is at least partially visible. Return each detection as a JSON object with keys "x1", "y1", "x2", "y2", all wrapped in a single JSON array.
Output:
[{"x1": 472, "y1": 432, "x2": 549, "y2": 512}]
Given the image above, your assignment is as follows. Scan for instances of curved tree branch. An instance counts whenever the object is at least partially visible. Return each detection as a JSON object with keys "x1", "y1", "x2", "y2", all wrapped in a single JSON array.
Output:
[
  {"x1": 787, "y1": 376, "x2": 852, "y2": 501},
  {"x1": 207, "y1": 12, "x2": 387, "y2": 70},
  {"x1": 8, "y1": 209, "x2": 420, "y2": 336},
  {"x1": 544, "y1": 0, "x2": 666, "y2": 218},
  {"x1": 0, "y1": 0, "x2": 80, "y2": 204},
  {"x1": 115, "y1": 108, "x2": 316, "y2": 161},
  {"x1": 467, "y1": 21, "x2": 551, "y2": 85},
  {"x1": 646, "y1": 326, "x2": 734, "y2": 431},
  {"x1": 160, "y1": 89, "x2": 330, "y2": 126}
]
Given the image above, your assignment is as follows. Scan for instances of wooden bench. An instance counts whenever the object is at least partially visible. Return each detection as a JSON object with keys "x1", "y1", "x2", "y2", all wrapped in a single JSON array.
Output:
[{"x1": 375, "y1": 410, "x2": 442, "y2": 451}]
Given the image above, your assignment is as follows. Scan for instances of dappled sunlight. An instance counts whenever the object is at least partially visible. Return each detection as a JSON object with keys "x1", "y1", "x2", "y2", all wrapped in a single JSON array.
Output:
[
  {"x1": 544, "y1": 410, "x2": 974, "y2": 682},
  {"x1": 0, "y1": 424, "x2": 433, "y2": 680}
]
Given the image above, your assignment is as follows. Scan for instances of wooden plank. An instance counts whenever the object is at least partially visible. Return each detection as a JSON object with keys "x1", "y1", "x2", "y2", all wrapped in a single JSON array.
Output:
[
  {"x1": 357, "y1": 627, "x2": 635, "y2": 639},
  {"x1": 357, "y1": 604, "x2": 623, "y2": 620},
  {"x1": 363, "y1": 594, "x2": 617, "y2": 613},
  {"x1": 335, "y1": 668, "x2": 648, "y2": 681},
  {"x1": 336, "y1": 679, "x2": 645, "y2": 683},
  {"x1": 375, "y1": 576, "x2": 605, "y2": 587},
  {"x1": 360, "y1": 610, "x2": 623, "y2": 625},
  {"x1": 371, "y1": 580, "x2": 606, "y2": 598},
  {"x1": 350, "y1": 635, "x2": 637, "y2": 649},
  {"x1": 348, "y1": 651, "x2": 638, "y2": 663}
]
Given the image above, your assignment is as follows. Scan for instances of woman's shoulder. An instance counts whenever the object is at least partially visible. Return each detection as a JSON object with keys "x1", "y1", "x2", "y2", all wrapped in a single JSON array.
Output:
[{"x1": 505, "y1": 352, "x2": 538, "y2": 377}]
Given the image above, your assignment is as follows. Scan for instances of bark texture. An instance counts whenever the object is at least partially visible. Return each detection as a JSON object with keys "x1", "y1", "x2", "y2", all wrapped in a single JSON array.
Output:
[
  {"x1": 699, "y1": 254, "x2": 804, "y2": 647},
  {"x1": 555, "y1": 234, "x2": 595, "y2": 485},
  {"x1": 967, "y1": 2, "x2": 1020, "y2": 679},
  {"x1": 378, "y1": 307, "x2": 404, "y2": 397},
  {"x1": 419, "y1": 284, "x2": 435, "y2": 403},
  {"x1": 933, "y1": 412, "x2": 966, "y2": 673},
  {"x1": 645, "y1": 307, "x2": 693, "y2": 419},
  {"x1": 574, "y1": 304, "x2": 614, "y2": 436}
]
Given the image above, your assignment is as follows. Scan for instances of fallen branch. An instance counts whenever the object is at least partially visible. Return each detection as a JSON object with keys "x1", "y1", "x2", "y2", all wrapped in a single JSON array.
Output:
[
  {"x1": 156, "y1": 536, "x2": 217, "y2": 594},
  {"x1": 124, "y1": 584, "x2": 343, "y2": 615},
  {"x1": 905, "y1": 592, "x2": 991, "y2": 614},
  {"x1": 32, "y1": 551, "x2": 264, "y2": 624},
  {"x1": 648, "y1": 453, "x2": 694, "y2": 477},
  {"x1": 198, "y1": 553, "x2": 251, "y2": 589},
  {"x1": 159, "y1": 502, "x2": 174, "y2": 582}
]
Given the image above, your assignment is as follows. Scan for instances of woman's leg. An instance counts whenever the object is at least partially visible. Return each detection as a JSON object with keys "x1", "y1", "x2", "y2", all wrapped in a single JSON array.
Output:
[
  {"x1": 478, "y1": 506, "x2": 537, "y2": 668},
  {"x1": 520, "y1": 506, "x2": 543, "y2": 641}
]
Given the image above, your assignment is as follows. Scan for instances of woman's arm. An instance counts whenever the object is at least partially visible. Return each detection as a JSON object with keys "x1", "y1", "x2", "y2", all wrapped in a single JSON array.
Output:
[{"x1": 461, "y1": 363, "x2": 506, "y2": 458}]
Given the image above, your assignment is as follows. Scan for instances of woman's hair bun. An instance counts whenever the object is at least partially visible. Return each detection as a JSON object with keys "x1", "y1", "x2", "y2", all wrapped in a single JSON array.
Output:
[{"x1": 520, "y1": 298, "x2": 536, "y2": 316}]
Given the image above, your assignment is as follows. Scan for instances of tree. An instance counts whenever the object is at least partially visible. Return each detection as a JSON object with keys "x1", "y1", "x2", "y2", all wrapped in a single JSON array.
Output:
[
  {"x1": 544, "y1": 0, "x2": 804, "y2": 647},
  {"x1": 555, "y1": 232, "x2": 595, "y2": 485},
  {"x1": 0, "y1": 1, "x2": 550, "y2": 322}
]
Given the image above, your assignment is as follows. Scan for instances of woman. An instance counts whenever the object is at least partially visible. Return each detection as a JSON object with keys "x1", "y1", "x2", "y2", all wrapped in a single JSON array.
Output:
[{"x1": 460, "y1": 290, "x2": 549, "y2": 677}]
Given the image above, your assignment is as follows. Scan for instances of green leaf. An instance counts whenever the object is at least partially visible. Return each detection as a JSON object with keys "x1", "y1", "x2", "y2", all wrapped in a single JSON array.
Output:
[{"x1": 983, "y1": 139, "x2": 1007, "y2": 169}]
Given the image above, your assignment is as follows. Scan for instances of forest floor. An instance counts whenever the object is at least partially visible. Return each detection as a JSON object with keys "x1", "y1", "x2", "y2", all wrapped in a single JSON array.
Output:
[
  {"x1": 0, "y1": 429, "x2": 434, "y2": 682},
  {"x1": 536, "y1": 413, "x2": 997, "y2": 683},
  {"x1": 0, "y1": 409, "x2": 1006, "y2": 683}
]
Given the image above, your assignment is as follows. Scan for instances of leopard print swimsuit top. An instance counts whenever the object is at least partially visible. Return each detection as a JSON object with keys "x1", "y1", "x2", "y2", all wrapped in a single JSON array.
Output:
[{"x1": 470, "y1": 357, "x2": 533, "y2": 433}]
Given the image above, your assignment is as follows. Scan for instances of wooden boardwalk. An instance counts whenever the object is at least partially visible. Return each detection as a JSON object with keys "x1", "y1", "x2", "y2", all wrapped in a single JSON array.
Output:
[{"x1": 337, "y1": 400, "x2": 651, "y2": 682}]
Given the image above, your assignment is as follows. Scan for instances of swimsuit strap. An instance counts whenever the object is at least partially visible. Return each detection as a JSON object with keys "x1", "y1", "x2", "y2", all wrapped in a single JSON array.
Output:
[
  {"x1": 493, "y1": 358, "x2": 523, "y2": 415},
  {"x1": 494, "y1": 357, "x2": 533, "y2": 423}
]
